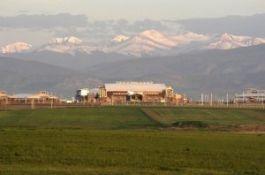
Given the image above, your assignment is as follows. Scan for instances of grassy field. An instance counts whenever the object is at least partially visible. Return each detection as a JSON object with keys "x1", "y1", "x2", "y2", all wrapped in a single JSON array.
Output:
[
  {"x1": 0, "y1": 107, "x2": 156, "y2": 129},
  {"x1": 142, "y1": 107, "x2": 265, "y2": 129},
  {"x1": 0, "y1": 107, "x2": 264, "y2": 175},
  {"x1": 0, "y1": 107, "x2": 264, "y2": 130}
]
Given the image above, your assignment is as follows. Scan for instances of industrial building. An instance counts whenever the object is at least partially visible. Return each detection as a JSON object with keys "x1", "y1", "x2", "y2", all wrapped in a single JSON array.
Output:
[
  {"x1": 75, "y1": 88, "x2": 99, "y2": 104},
  {"x1": 234, "y1": 88, "x2": 265, "y2": 103},
  {"x1": 75, "y1": 88, "x2": 90, "y2": 102},
  {"x1": 98, "y1": 82, "x2": 185, "y2": 105}
]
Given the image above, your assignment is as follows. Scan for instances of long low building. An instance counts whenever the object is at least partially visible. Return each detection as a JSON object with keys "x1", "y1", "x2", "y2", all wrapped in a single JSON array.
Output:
[
  {"x1": 98, "y1": 82, "x2": 186, "y2": 105},
  {"x1": 0, "y1": 91, "x2": 60, "y2": 105},
  {"x1": 234, "y1": 88, "x2": 265, "y2": 103}
]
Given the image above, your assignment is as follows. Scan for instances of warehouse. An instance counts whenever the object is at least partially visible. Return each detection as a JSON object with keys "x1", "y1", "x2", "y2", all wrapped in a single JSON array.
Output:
[{"x1": 99, "y1": 82, "x2": 184, "y2": 105}]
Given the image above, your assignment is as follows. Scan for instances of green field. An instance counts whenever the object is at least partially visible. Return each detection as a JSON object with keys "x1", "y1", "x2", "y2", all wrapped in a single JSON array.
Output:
[
  {"x1": 142, "y1": 107, "x2": 265, "y2": 129},
  {"x1": 0, "y1": 107, "x2": 155, "y2": 129},
  {"x1": 0, "y1": 107, "x2": 264, "y2": 175}
]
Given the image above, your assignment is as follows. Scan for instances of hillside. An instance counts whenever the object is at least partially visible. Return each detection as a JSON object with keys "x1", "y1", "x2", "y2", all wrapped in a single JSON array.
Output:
[
  {"x1": 1, "y1": 45, "x2": 265, "y2": 97},
  {"x1": 87, "y1": 45, "x2": 265, "y2": 97},
  {"x1": 0, "y1": 57, "x2": 100, "y2": 96},
  {"x1": 12, "y1": 51, "x2": 135, "y2": 71}
]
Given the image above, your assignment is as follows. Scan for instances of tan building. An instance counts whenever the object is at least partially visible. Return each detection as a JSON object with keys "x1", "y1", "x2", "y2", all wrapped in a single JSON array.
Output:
[
  {"x1": 0, "y1": 91, "x2": 9, "y2": 105},
  {"x1": 99, "y1": 82, "x2": 185, "y2": 105},
  {"x1": 8, "y1": 91, "x2": 60, "y2": 104}
]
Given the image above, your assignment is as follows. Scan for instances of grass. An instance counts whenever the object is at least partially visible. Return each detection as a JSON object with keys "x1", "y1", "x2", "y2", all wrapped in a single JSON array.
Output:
[
  {"x1": 0, "y1": 129, "x2": 265, "y2": 175},
  {"x1": 0, "y1": 106, "x2": 264, "y2": 129},
  {"x1": 0, "y1": 106, "x2": 264, "y2": 174},
  {"x1": 0, "y1": 107, "x2": 157, "y2": 129},
  {"x1": 142, "y1": 107, "x2": 265, "y2": 127}
]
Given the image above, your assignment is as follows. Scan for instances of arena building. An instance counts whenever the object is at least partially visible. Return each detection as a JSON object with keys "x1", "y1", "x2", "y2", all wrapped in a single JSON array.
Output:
[{"x1": 99, "y1": 82, "x2": 185, "y2": 105}]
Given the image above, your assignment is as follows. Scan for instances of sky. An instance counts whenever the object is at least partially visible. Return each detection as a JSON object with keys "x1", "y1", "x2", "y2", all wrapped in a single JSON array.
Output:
[{"x1": 0, "y1": 0, "x2": 265, "y2": 20}]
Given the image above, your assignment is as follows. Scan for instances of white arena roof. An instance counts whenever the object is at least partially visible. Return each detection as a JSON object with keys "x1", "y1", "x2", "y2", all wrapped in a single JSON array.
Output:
[{"x1": 105, "y1": 82, "x2": 167, "y2": 92}]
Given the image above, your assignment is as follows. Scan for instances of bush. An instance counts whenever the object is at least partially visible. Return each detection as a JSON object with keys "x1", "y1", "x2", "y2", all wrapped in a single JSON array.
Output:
[{"x1": 172, "y1": 121, "x2": 208, "y2": 128}]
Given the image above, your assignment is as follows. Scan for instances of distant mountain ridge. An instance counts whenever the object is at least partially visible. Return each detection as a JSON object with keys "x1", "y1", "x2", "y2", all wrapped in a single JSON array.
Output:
[
  {"x1": 2, "y1": 30, "x2": 265, "y2": 57},
  {"x1": 1, "y1": 45, "x2": 265, "y2": 98},
  {"x1": 208, "y1": 33, "x2": 265, "y2": 50},
  {"x1": 1, "y1": 42, "x2": 32, "y2": 54},
  {"x1": 86, "y1": 45, "x2": 265, "y2": 97},
  {"x1": 0, "y1": 13, "x2": 264, "y2": 98},
  {"x1": 1, "y1": 13, "x2": 265, "y2": 48},
  {"x1": 0, "y1": 57, "x2": 100, "y2": 96}
]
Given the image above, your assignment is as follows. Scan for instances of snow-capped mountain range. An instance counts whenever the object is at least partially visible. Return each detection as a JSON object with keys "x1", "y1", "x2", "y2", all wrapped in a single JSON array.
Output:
[
  {"x1": 208, "y1": 33, "x2": 265, "y2": 50},
  {"x1": 1, "y1": 42, "x2": 32, "y2": 54},
  {"x1": 112, "y1": 35, "x2": 130, "y2": 43},
  {"x1": 1, "y1": 30, "x2": 265, "y2": 56},
  {"x1": 37, "y1": 36, "x2": 98, "y2": 55},
  {"x1": 107, "y1": 30, "x2": 211, "y2": 56}
]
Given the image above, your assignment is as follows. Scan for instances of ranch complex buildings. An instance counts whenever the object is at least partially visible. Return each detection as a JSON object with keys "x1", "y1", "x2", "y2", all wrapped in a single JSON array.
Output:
[{"x1": 98, "y1": 82, "x2": 186, "y2": 105}]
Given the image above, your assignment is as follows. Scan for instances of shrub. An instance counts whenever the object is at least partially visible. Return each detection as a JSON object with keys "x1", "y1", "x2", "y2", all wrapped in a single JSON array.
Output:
[{"x1": 172, "y1": 121, "x2": 208, "y2": 128}]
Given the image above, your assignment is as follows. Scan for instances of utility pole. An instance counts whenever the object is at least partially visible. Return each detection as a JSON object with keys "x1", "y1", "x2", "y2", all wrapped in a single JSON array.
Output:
[
  {"x1": 51, "y1": 99, "x2": 53, "y2": 109},
  {"x1": 201, "y1": 93, "x2": 204, "y2": 106},
  {"x1": 210, "y1": 93, "x2": 213, "y2": 107},
  {"x1": 31, "y1": 99, "x2": 35, "y2": 110},
  {"x1": 243, "y1": 90, "x2": 245, "y2": 104},
  {"x1": 261, "y1": 95, "x2": 265, "y2": 109},
  {"x1": 226, "y1": 92, "x2": 229, "y2": 108}
]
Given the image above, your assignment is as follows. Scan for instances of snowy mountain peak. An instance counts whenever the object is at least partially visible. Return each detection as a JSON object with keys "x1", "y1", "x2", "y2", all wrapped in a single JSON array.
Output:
[
  {"x1": 220, "y1": 33, "x2": 250, "y2": 42},
  {"x1": 172, "y1": 32, "x2": 209, "y2": 45},
  {"x1": 140, "y1": 29, "x2": 166, "y2": 38},
  {"x1": 67, "y1": 36, "x2": 82, "y2": 44},
  {"x1": 110, "y1": 29, "x2": 178, "y2": 57},
  {"x1": 209, "y1": 33, "x2": 265, "y2": 50},
  {"x1": 109, "y1": 30, "x2": 210, "y2": 57},
  {"x1": 38, "y1": 36, "x2": 98, "y2": 55},
  {"x1": 220, "y1": 33, "x2": 233, "y2": 41},
  {"x1": 137, "y1": 29, "x2": 177, "y2": 47},
  {"x1": 183, "y1": 32, "x2": 209, "y2": 41},
  {"x1": 1, "y1": 42, "x2": 32, "y2": 54},
  {"x1": 50, "y1": 36, "x2": 82, "y2": 45},
  {"x1": 138, "y1": 30, "x2": 174, "y2": 44},
  {"x1": 112, "y1": 35, "x2": 130, "y2": 43},
  {"x1": 253, "y1": 38, "x2": 265, "y2": 45}
]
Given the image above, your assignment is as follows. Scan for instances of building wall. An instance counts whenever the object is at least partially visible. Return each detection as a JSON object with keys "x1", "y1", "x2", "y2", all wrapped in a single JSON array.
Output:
[{"x1": 101, "y1": 91, "x2": 168, "y2": 105}]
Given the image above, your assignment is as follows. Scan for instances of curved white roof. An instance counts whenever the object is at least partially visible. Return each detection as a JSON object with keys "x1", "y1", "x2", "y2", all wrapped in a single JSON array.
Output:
[{"x1": 105, "y1": 82, "x2": 167, "y2": 92}]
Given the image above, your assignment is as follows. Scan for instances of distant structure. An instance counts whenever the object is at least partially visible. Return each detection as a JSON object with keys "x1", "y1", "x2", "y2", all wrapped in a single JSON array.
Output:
[
  {"x1": 75, "y1": 88, "x2": 90, "y2": 102},
  {"x1": 1, "y1": 91, "x2": 60, "y2": 105},
  {"x1": 234, "y1": 88, "x2": 265, "y2": 103},
  {"x1": 75, "y1": 88, "x2": 99, "y2": 103},
  {"x1": 98, "y1": 82, "x2": 186, "y2": 105},
  {"x1": 0, "y1": 91, "x2": 9, "y2": 105}
]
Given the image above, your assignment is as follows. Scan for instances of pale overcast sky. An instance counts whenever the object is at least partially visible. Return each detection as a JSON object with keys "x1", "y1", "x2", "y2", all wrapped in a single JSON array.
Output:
[{"x1": 0, "y1": 0, "x2": 265, "y2": 20}]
